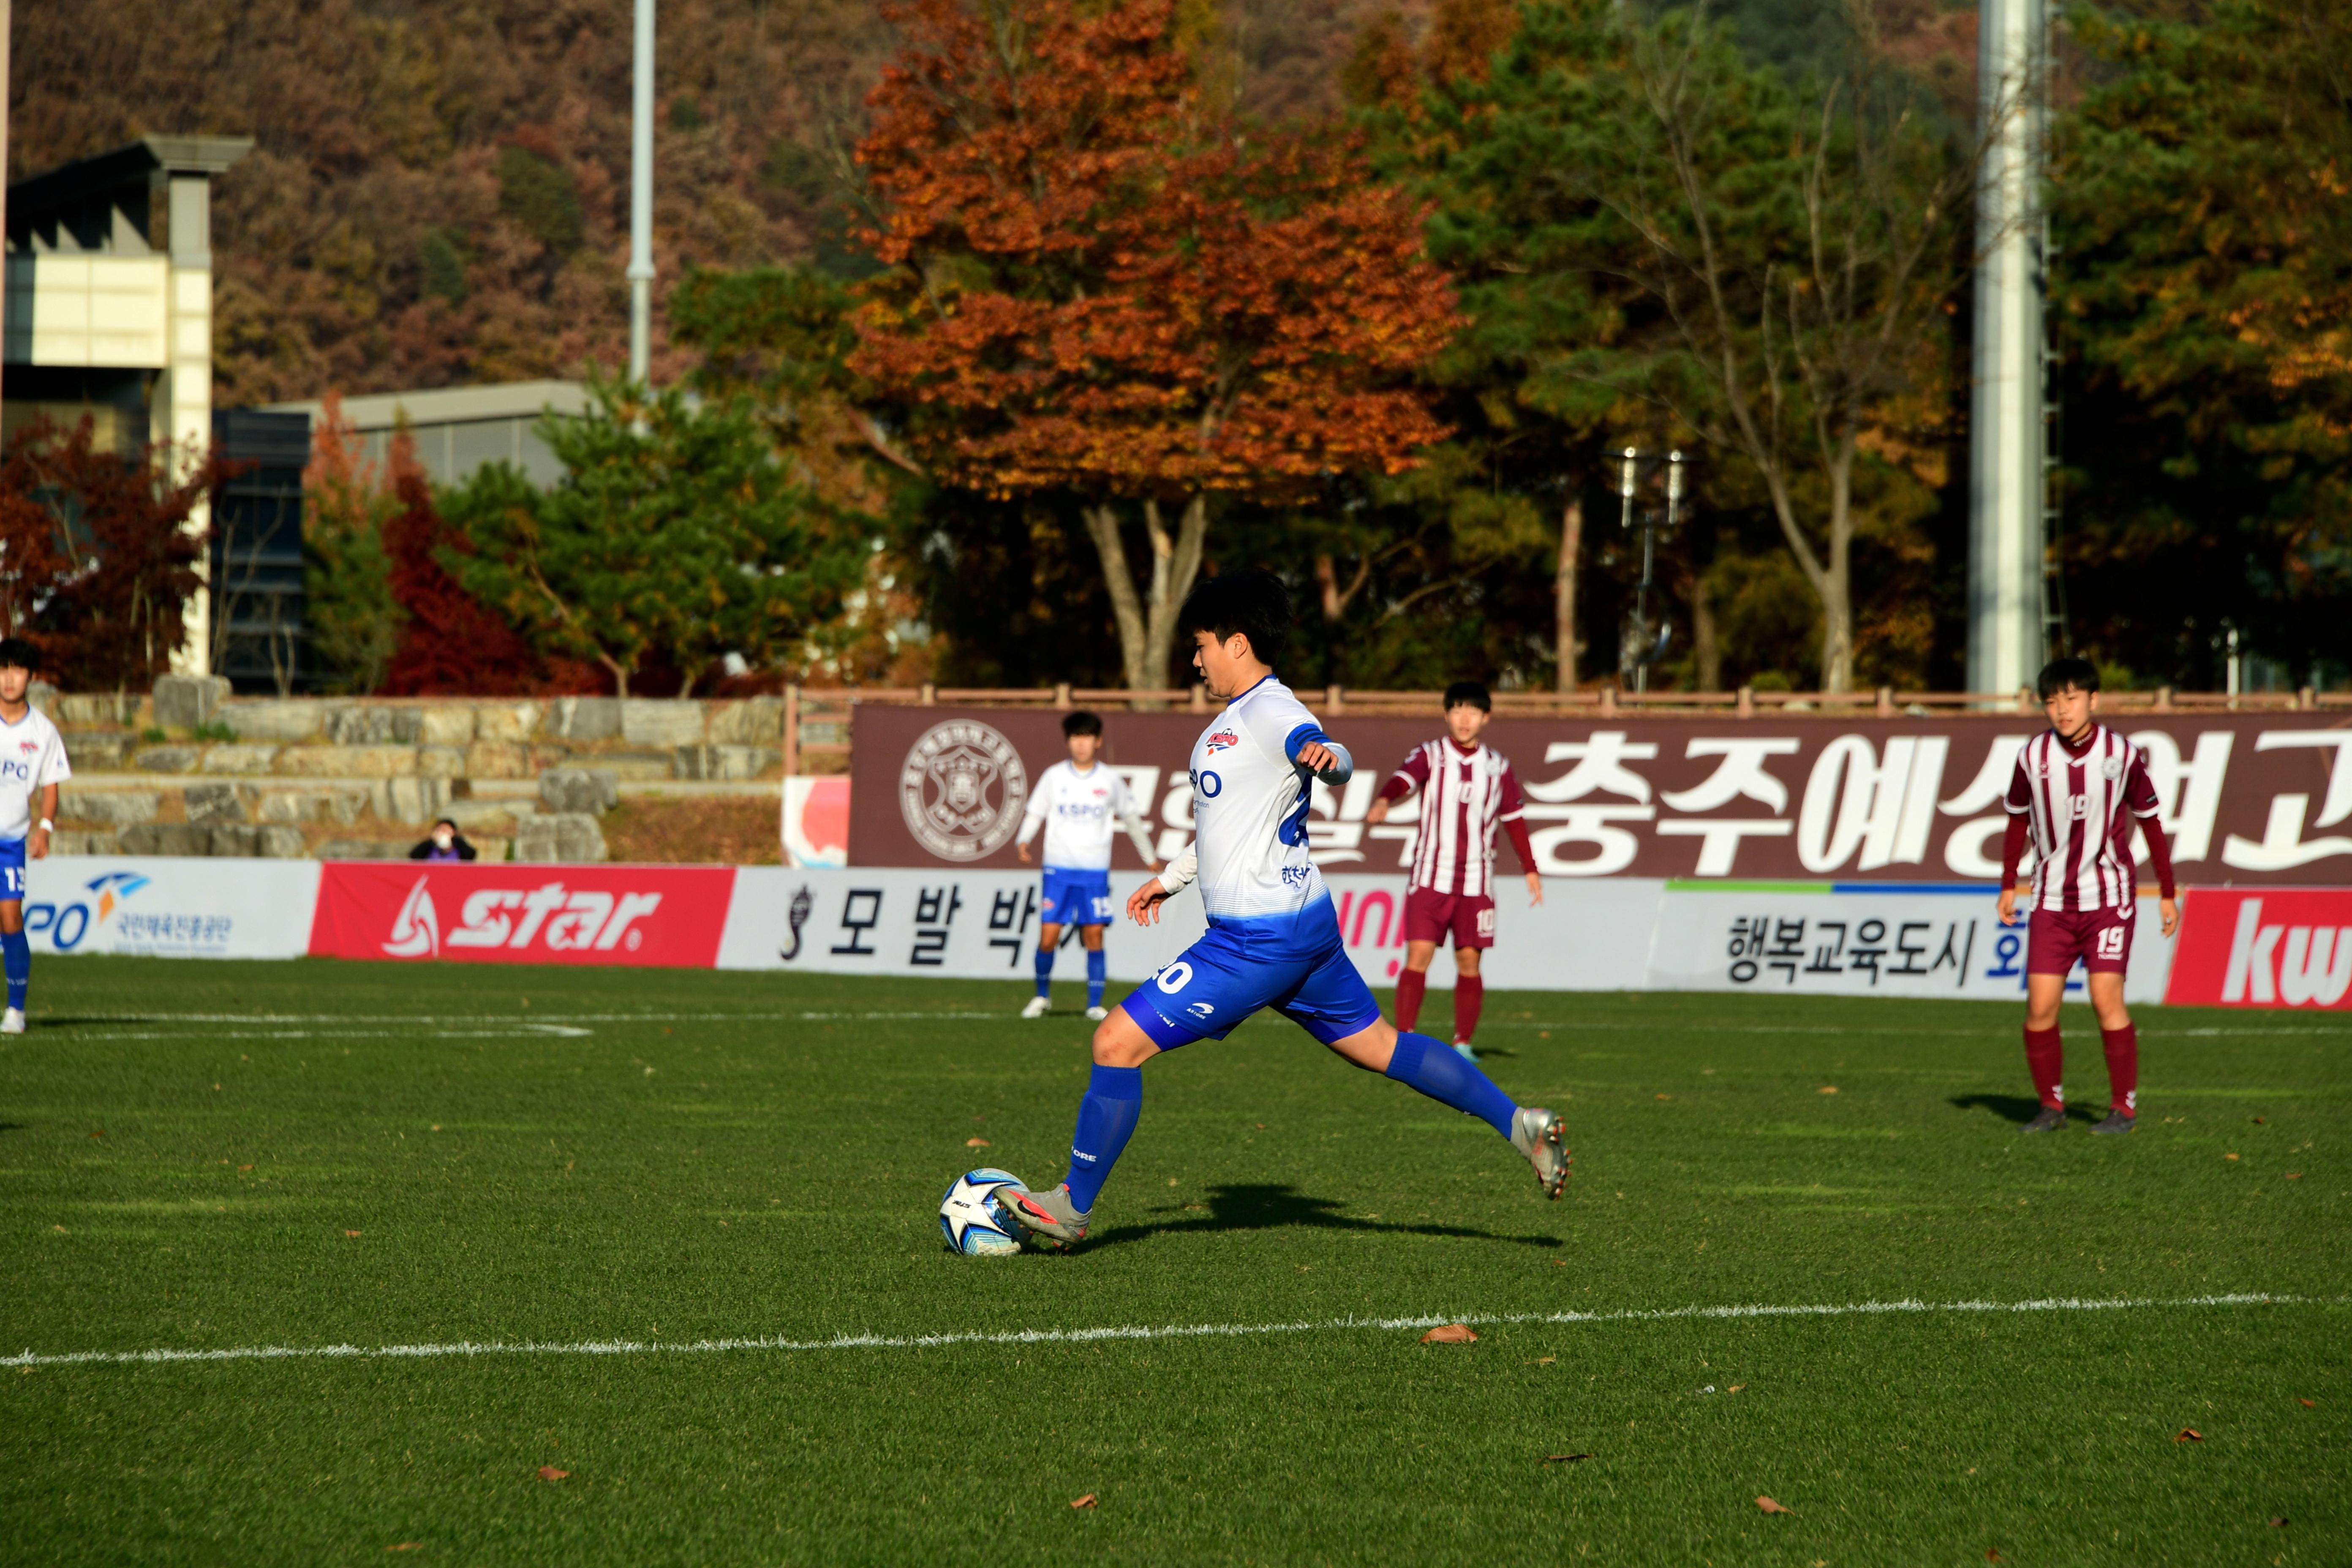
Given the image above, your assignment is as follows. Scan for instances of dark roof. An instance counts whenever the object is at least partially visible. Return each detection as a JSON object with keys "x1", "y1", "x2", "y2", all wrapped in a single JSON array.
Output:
[{"x1": 8, "y1": 135, "x2": 253, "y2": 227}]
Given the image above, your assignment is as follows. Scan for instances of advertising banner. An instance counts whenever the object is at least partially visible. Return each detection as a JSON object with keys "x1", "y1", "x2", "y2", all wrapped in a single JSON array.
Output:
[
  {"x1": 2164, "y1": 887, "x2": 2352, "y2": 1009},
  {"x1": 308, "y1": 862, "x2": 737, "y2": 968},
  {"x1": 25, "y1": 855, "x2": 321, "y2": 959},
  {"x1": 853, "y1": 705, "x2": 2352, "y2": 887},
  {"x1": 717, "y1": 867, "x2": 1664, "y2": 993},
  {"x1": 1645, "y1": 882, "x2": 2178, "y2": 1004}
]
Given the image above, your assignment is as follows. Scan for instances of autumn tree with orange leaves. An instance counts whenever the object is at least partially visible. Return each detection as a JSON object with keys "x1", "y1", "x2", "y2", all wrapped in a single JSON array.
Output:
[{"x1": 851, "y1": 0, "x2": 1460, "y2": 689}]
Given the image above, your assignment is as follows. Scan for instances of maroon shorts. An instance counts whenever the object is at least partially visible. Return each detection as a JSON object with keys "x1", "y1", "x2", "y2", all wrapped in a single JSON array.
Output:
[
  {"x1": 2027, "y1": 904, "x2": 2134, "y2": 975},
  {"x1": 1404, "y1": 887, "x2": 1497, "y2": 950}
]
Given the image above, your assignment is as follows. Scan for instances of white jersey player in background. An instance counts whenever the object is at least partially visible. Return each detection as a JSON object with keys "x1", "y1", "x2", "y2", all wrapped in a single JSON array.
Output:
[
  {"x1": 1015, "y1": 710, "x2": 1158, "y2": 1019},
  {"x1": 0, "y1": 640, "x2": 69, "y2": 1033},
  {"x1": 994, "y1": 570, "x2": 1569, "y2": 1249}
]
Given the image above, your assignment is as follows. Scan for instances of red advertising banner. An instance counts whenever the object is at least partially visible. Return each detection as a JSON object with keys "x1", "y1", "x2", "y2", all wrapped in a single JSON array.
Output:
[
  {"x1": 2165, "y1": 887, "x2": 2352, "y2": 1008},
  {"x1": 853, "y1": 705, "x2": 2352, "y2": 886},
  {"x1": 309, "y1": 862, "x2": 737, "y2": 967}
]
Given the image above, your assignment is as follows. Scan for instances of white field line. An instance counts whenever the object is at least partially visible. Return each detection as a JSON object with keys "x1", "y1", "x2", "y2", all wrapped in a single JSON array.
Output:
[{"x1": 5, "y1": 1292, "x2": 2328, "y2": 1373}]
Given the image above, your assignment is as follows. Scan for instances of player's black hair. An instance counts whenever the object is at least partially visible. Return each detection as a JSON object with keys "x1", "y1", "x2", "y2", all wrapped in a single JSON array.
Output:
[
  {"x1": 1176, "y1": 569, "x2": 1290, "y2": 670},
  {"x1": 1443, "y1": 681, "x2": 1491, "y2": 713},
  {"x1": 0, "y1": 637, "x2": 42, "y2": 673},
  {"x1": 432, "y1": 818, "x2": 460, "y2": 833},
  {"x1": 1061, "y1": 710, "x2": 1103, "y2": 739},
  {"x1": 2036, "y1": 656, "x2": 2099, "y2": 699}
]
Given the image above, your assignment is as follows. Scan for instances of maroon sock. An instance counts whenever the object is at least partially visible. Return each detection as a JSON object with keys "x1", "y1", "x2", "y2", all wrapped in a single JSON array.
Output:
[
  {"x1": 1454, "y1": 976, "x2": 1484, "y2": 1044},
  {"x1": 2024, "y1": 1026, "x2": 2064, "y2": 1111},
  {"x1": 1396, "y1": 969, "x2": 1427, "y2": 1032},
  {"x1": 2101, "y1": 1025, "x2": 2138, "y2": 1118}
]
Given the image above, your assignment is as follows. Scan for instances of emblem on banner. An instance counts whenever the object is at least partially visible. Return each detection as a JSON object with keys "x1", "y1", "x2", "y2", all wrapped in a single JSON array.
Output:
[
  {"x1": 384, "y1": 875, "x2": 440, "y2": 958},
  {"x1": 899, "y1": 719, "x2": 1029, "y2": 861}
]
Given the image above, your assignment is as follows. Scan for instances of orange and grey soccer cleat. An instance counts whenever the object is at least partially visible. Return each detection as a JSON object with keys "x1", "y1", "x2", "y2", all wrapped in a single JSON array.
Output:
[
  {"x1": 1511, "y1": 1107, "x2": 1571, "y2": 1199},
  {"x1": 995, "y1": 1182, "x2": 1092, "y2": 1248}
]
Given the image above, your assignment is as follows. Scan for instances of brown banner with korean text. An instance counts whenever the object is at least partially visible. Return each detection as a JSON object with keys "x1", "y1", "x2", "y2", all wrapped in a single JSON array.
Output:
[{"x1": 853, "y1": 705, "x2": 2352, "y2": 885}]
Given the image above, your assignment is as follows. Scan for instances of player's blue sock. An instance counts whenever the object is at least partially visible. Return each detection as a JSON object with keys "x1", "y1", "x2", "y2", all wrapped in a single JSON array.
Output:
[
  {"x1": 1385, "y1": 1031, "x2": 1514, "y2": 1136},
  {"x1": 1085, "y1": 948, "x2": 1107, "y2": 1009},
  {"x1": 1, "y1": 928, "x2": 27, "y2": 1012},
  {"x1": 1033, "y1": 943, "x2": 1054, "y2": 999},
  {"x1": 1062, "y1": 1064, "x2": 1142, "y2": 1211}
]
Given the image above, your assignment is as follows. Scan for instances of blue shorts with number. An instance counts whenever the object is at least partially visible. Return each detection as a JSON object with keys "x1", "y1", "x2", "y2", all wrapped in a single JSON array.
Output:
[
  {"x1": 0, "y1": 837, "x2": 23, "y2": 901},
  {"x1": 1119, "y1": 900, "x2": 1383, "y2": 1050},
  {"x1": 1040, "y1": 867, "x2": 1114, "y2": 928}
]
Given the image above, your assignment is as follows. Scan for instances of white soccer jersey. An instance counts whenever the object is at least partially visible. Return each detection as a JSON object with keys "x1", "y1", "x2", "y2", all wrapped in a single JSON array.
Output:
[
  {"x1": 1182, "y1": 675, "x2": 1351, "y2": 927},
  {"x1": 1017, "y1": 759, "x2": 1154, "y2": 871},
  {"x1": 0, "y1": 705, "x2": 70, "y2": 840},
  {"x1": 2004, "y1": 724, "x2": 2161, "y2": 912}
]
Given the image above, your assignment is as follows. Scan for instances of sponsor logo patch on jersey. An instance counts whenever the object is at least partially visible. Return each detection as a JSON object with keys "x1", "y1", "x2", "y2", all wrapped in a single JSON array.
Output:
[{"x1": 1204, "y1": 729, "x2": 1240, "y2": 754}]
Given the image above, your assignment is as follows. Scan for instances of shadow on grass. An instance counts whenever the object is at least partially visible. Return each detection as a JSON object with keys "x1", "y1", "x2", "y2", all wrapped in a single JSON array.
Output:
[
  {"x1": 1086, "y1": 1181, "x2": 1560, "y2": 1251},
  {"x1": 0, "y1": 1123, "x2": 22, "y2": 1134},
  {"x1": 1949, "y1": 1094, "x2": 2097, "y2": 1127}
]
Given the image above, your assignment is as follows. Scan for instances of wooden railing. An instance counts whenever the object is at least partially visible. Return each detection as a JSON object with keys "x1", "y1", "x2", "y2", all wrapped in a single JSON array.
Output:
[{"x1": 778, "y1": 682, "x2": 2346, "y2": 774}]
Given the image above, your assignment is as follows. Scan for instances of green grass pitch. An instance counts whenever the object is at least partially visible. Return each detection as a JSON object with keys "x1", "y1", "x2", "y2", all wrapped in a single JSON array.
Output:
[{"x1": 0, "y1": 957, "x2": 2342, "y2": 1565}]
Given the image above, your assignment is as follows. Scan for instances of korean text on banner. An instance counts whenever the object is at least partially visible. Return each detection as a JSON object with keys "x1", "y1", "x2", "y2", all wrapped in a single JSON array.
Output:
[
  {"x1": 309, "y1": 862, "x2": 737, "y2": 967},
  {"x1": 24, "y1": 856, "x2": 321, "y2": 959},
  {"x1": 2165, "y1": 887, "x2": 2352, "y2": 1009}
]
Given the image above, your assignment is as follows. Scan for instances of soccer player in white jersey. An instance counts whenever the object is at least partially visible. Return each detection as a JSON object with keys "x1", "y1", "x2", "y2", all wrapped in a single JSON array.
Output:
[
  {"x1": 995, "y1": 572, "x2": 1569, "y2": 1249},
  {"x1": 1364, "y1": 680, "x2": 1541, "y2": 1060},
  {"x1": 1015, "y1": 710, "x2": 1158, "y2": 1020},
  {"x1": 1995, "y1": 657, "x2": 2179, "y2": 1134},
  {"x1": 0, "y1": 640, "x2": 68, "y2": 1034}
]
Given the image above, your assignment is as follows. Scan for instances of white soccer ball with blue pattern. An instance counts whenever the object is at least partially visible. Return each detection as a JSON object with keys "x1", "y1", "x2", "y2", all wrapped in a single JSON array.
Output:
[{"x1": 939, "y1": 1168, "x2": 1028, "y2": 1256}]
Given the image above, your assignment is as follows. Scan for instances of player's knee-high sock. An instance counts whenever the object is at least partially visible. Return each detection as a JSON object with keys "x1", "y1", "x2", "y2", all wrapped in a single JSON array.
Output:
[
  {"x1": 2024, "y1": 1026, "x2": 2064, "y2": 1110},
  {"x1": 2100, "y1": 1024, "x2": 2137, "y2": 1117},
  {"x1": 1453, "y1": 976, "x2": 1484, "y2": 1044},
  {"x1": 0, "y1": 928, "x2": 25, "y2": 1013},
  {"x1": 1085, "y1": 948, "x2": 1107, "y2": 1010},
  {"x1": 1062, "y1": 1064, "x2": 1141, "y2": 1211},
  {"x1": 1033, "y1": 942, "x2": 1054, "y2": 999},
  {"x1": 1384, "y1": 1031, "x2": 1514, "y2": 1136},
  {"x1": 1395, "y1": 969, "x2": 1427, "y2": 1032}
]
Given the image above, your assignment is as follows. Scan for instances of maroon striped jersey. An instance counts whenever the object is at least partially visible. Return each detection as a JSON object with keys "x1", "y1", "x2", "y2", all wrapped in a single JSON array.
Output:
[
  {"x1": 2003, "y1": 724, "x2": 2163, "y2": 912},
  {"x1": 1378, "y1": 739, "x2": 1537, "y2": 897}
]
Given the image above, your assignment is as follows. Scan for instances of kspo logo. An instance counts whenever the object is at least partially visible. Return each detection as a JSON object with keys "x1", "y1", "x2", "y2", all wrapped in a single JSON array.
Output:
[{"x1": 381, "y1": 875, "x2": 663, "y2": 959}]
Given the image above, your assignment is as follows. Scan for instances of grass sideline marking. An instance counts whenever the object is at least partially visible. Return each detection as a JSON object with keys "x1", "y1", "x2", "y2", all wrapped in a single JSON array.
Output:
[{"x1": 5, "y1": 1293, "x2": 2322, "y2": 1372}]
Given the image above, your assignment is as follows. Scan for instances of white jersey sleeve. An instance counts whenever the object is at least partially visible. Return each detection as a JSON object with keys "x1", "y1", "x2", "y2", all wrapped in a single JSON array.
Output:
[{"x1": 1016, "y1": 763, "x2": 1058, "y2": 848}]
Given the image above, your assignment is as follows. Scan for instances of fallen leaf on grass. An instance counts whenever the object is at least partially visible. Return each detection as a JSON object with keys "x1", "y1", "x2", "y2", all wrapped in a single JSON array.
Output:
[
  {"x1": 1985, "y1": 1551, "x2": 2002, "y2": 1563},
  {"x1": 1655, "y1": 1093, "x2": 1672, "y2": 1101},
  {"x1": 1069, "y1": 1493, "x2": 1097, "y2": 1510},
  {"x1": 388, "y1": 1544, "x2": 424, "y2": 1553},
  {"x1": 1534, "y1": 1356, "x2": 1557, "y2": 1365},
  {"x1": 1421, "y1": 1323, "x2": 1478, "y2": 1344},
  {"x1": 1728, "y1": 1384, "x2": 1746, "y2": 1393},
  {"x1": 345, "y1": 1230, "x2": 362, "y2": 1238},
  {"x1": 1756, "y1": 1496, "x2": 1791, "y2": 1514},
  {"x1": 2286, "y1": 1173, "x2": 2302, "y2": 1180},
  {"x1": 90, "y1": 1130, "x2": 105, "y2": 1139},
  {"x1": 965, "y1": 1138, "x2": 990, "y2": 1148},
  {"x1": 537, "y1": 1466, "x2": 569, "y2": 1481},
  {"x1": 1542, "y1": 1453, "x2": 1593, "y2": 1465},
  {"x1": 2224, "y1": 1152, "x2": 2240, "y2": 1161},
  {"x1": 2175, "y1": 1429, "x2": 2202, "y2": 1443},
  {"x1": 1818, "y1": 1086, "x2": 1839, "y2": 1095},
  {"x1": 2252, "y1": 1115, "x2": 2265, "y2": 1123},
  {"x1": 2299, "y1": 1399, "x2": 2316, "y2": 1407},
  {"x1": 51, "y1": 1224, "x2": 65, "y2": 1233},
  {"x1": 2270, "y1": 1516, "x2": 2289, "y2": 1527}
]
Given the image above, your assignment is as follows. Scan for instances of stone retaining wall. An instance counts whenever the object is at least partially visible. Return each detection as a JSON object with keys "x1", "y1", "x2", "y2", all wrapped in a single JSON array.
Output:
[{"x1": 43, "y1": 686, "x2": 796, "y2": 861}]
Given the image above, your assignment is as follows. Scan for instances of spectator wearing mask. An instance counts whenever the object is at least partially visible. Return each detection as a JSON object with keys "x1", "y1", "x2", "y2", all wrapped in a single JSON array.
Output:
[{"x1": 410, "y1": 819, "x2": 478, "y2": 862}]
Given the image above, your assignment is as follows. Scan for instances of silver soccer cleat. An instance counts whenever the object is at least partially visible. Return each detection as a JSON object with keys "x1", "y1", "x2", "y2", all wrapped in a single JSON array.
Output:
[
  {"x1": 1020, "y1": 996, "x2": 1052, "y2": 1019},
  {"x1": 1511, "y1": 1106, "x2": 1571, "y2": 1200},
  {"x1": 994, "y1": 1182, "x2": 1092, "y2": 1248},
  {"x1": 1085, "y1": 1005, "x2": 1109, "y2": 1021}
]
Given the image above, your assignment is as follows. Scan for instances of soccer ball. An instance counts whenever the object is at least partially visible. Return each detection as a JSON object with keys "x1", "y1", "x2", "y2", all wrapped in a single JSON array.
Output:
[{"x1": 939, "y1": 1168, "x2": 1028, "y2": 1256}]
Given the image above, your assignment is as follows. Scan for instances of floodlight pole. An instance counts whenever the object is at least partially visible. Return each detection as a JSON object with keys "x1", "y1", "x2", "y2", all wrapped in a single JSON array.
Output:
[
  {"x1": 626, "y1": 0, "x2": 656, "y2": 386},
  {"x1": 1617, "y1": 447, "x2": 1686, "y2": 694}
]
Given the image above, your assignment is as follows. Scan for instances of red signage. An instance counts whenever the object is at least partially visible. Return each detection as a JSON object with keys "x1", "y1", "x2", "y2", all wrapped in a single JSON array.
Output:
[
  {"x1": 309, "y1": 863, "x2": 737, "y2": 968},
  {"x1": 852, "y1": 705, "x2": 2352, "y2": 886},
  {"x1": 2165, "y1": 887, "x2": 2352, "y2": 1008}
]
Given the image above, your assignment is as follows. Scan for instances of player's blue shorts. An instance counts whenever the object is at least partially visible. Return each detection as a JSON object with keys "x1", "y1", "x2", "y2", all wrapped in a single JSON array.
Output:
[
  {"x1": 1040, "y1": 866, "x2": 1115, "y2": 928},
  {"x1": 0, "y1": 837, "x2": 23, "y2": 901},
  {"x1": 1120, "y1": 900, "x2": 1382, "y2": 1050}
]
